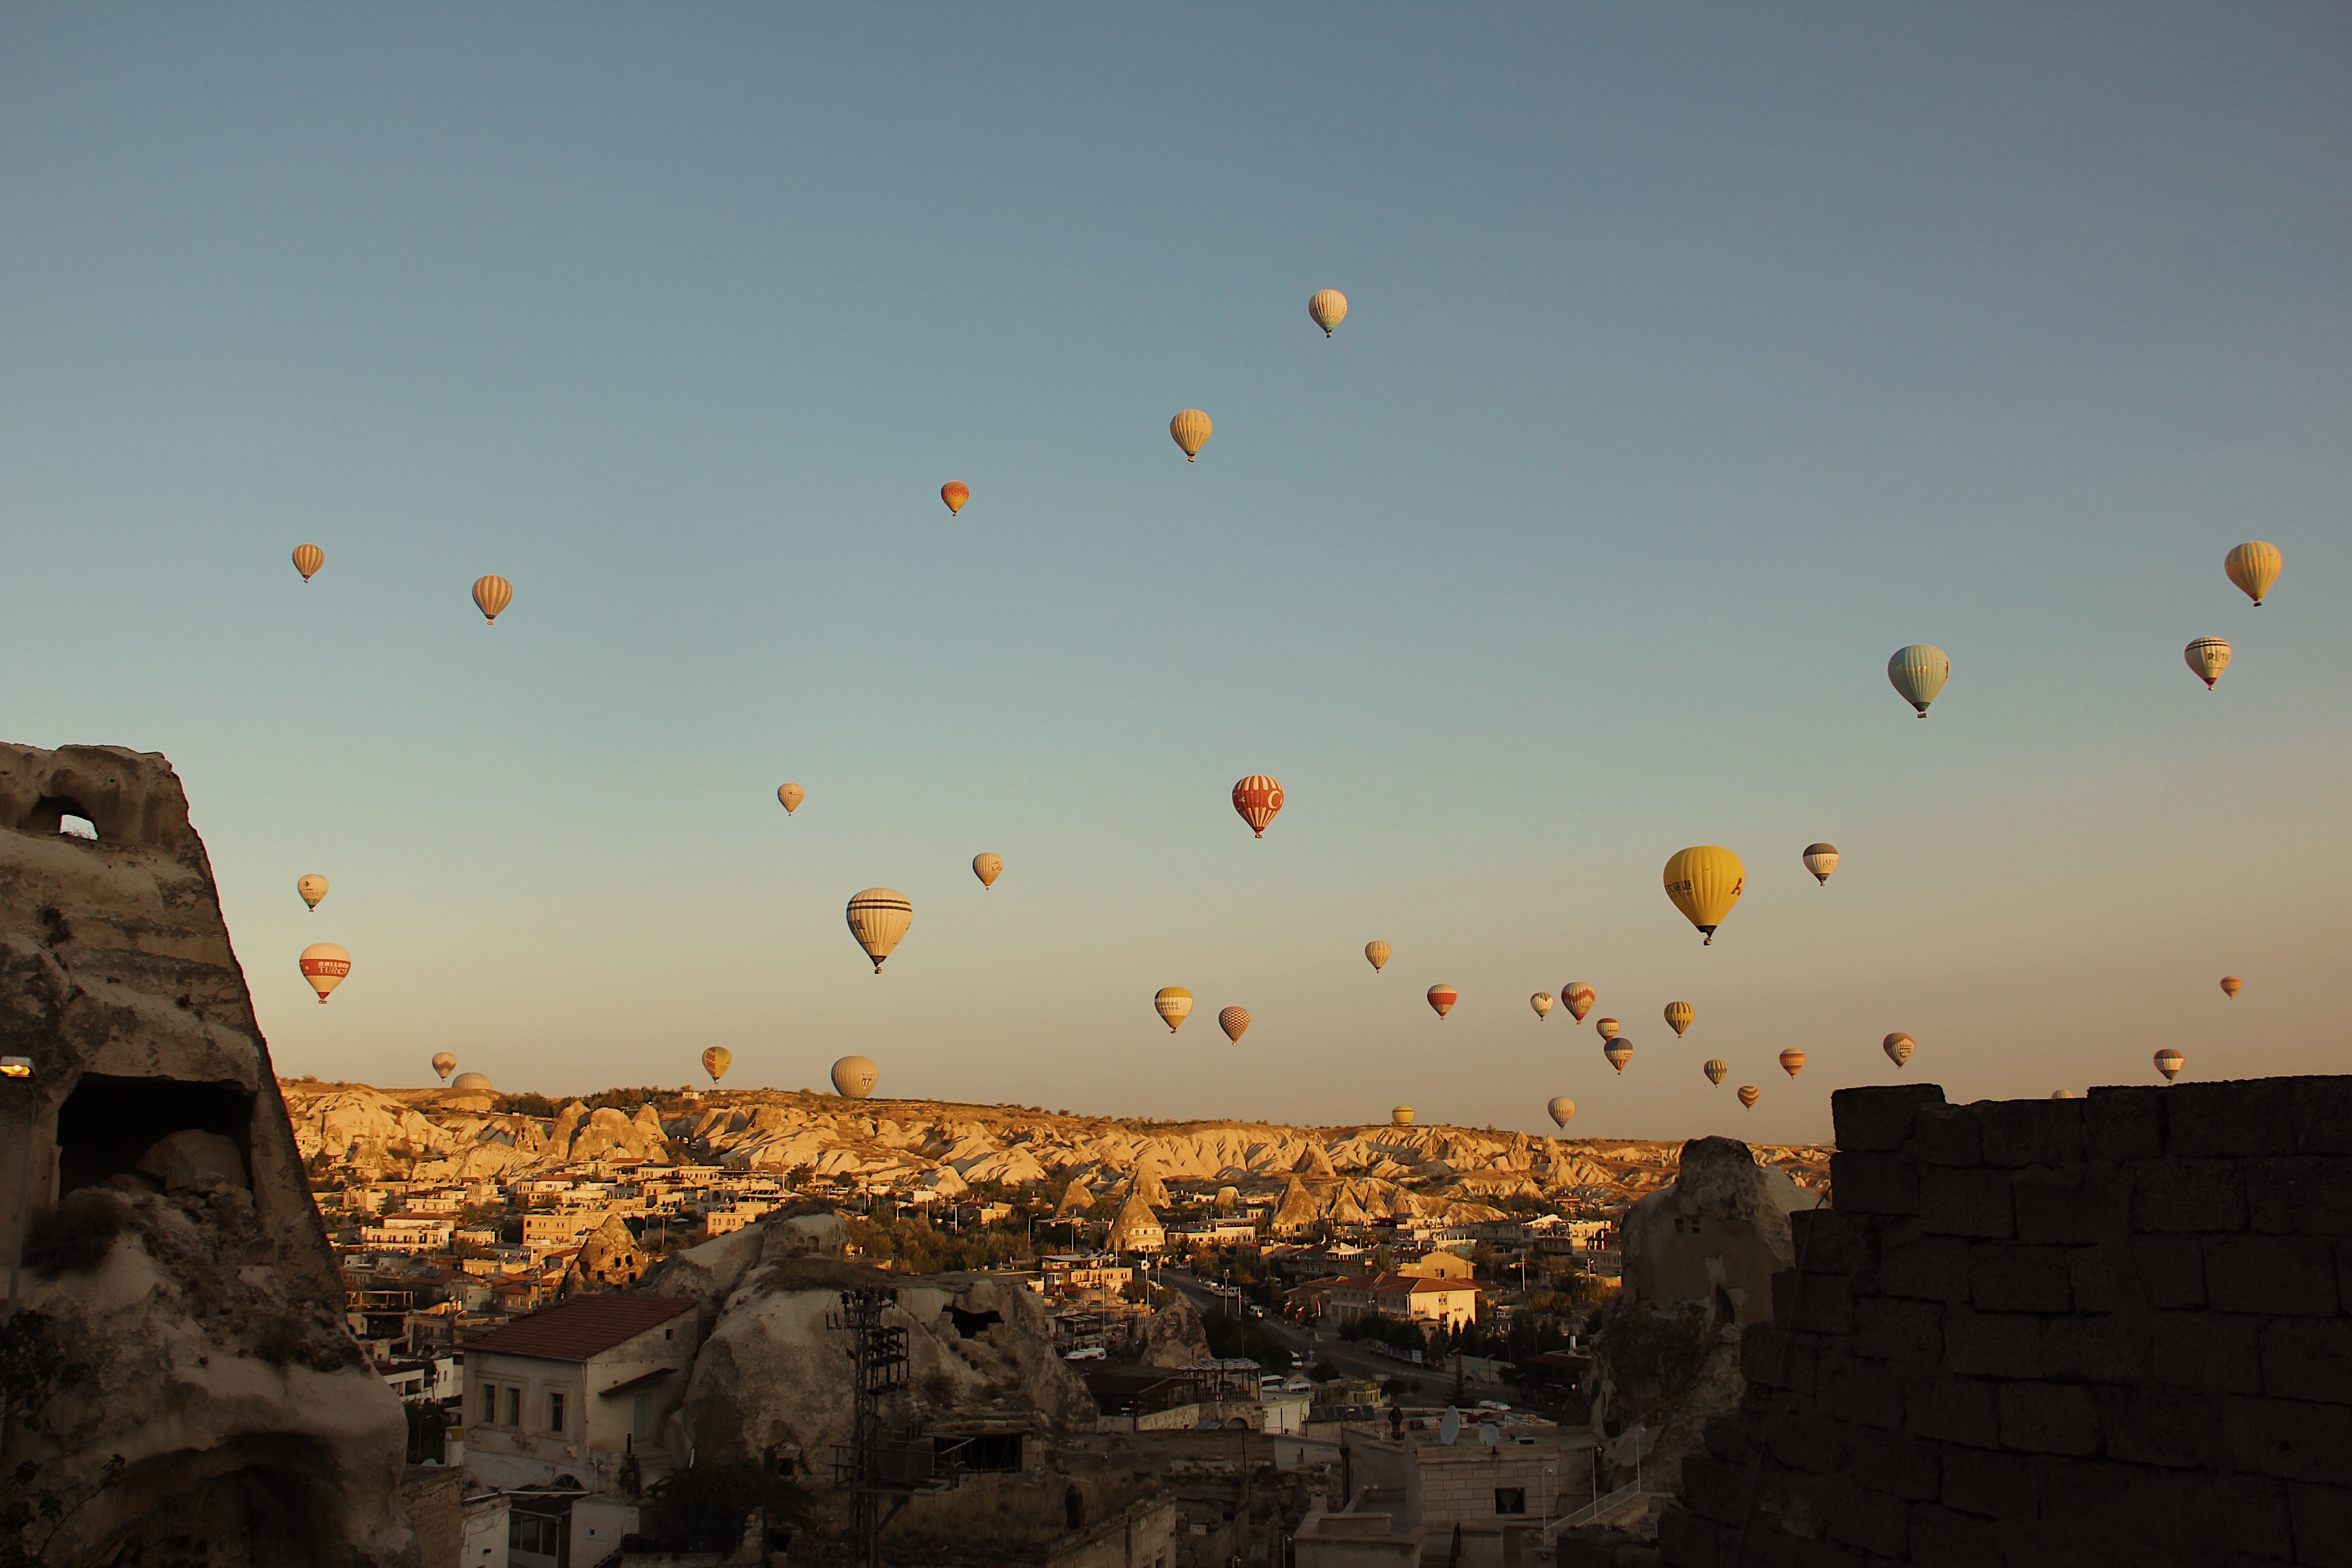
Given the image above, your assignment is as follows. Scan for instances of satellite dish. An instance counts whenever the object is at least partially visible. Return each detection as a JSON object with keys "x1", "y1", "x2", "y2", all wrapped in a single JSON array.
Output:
[
  {"x1": 1439, "y1": 1407, "x2": 1463, "y2": 1447},
  {"x1": 1479, "y1": 1422, "x2": 1500, "y2": 1446}
]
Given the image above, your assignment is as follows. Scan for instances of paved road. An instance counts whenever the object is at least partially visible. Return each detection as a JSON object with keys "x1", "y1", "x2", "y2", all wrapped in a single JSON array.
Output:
[{"x1": 1157, "y1": 1269, "x2": 1516, "y2": 1405}]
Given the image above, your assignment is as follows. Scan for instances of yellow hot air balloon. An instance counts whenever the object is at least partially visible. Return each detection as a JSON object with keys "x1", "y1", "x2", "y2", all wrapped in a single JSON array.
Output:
[
  {"x1": 1802, "y1": 843, "x2": 1840, "y2": 886},
  {"x1": 1307, "y1": 289, "x2": 1349, "y2": 337},
  {"x1": 1703, "y1": 1059, "x2": 1728, "y2": 1086},
  {"x1": 832, "y1": 1055, "x2": 879, "y2": 1098},
  {"x1": 1603, "y1": 1039, "x2": 1633, "y2": 1074},
  {"x1": 1563, "y1": 984, "x2": 1595, "y2": 1023},
  {"x1": 1155, "y1": 987, "x2": 1194, "y2": 1032},
  {"x1": 299, "y1": 943, "x2": 350, "y2": 1004},
  {"x1": 702, "y1": 1046, "x2": 732, "y2": 1083},
  {"x1": 1663, "y1": 847, "x2": 1745, "y2": 945},
  {"x1": 1220, "y1": 1006, "x2": 1251, "y2": 1043},
  {"x1": 1595, "y1": 1017, "x2": 1620, "y2": 1041},
  {"x1": 1390, "y1": 1105, "x2": 1415, "y2": 1127},
  {"x1": 1887, "y1": 644, "x2": 1950, "y2": 717},
  {"x1": 1546, "y1": 1096, "x2": 1575, "y2": 1128},
  {"x1": 1664, "y1": 1001, "x2": 1694, "y2": 1037},
  {"x1": 1531, "y1": 992, "x2": 1555, "y2": 1019},
  {"x1": 431, "y1": 1051, "x2": 457, "y2": 1081},
  {"x1": 297, "y1": 874, "x2": 329, "y2": 911},
  {"x1": 845, "y1": 888, "x2": 913, "y2": 973},
  {"x1": 1169, "y1": 409, "x2": 1213, "y2": 461},
  {"x1": 1365, "y1": 941, "x2": 1391, "y2": 972},
  {"x1": 973, "y1": 852, "x2": 1003, "y2": 889},
  {"x1": 1883, "y1": 1032, "x2": 1915, "y2": 1068},
  {"x1": 778, "y1": 783, "x2": 805, "y2": 814},
  {"x1": 941, "y1": 481, "x2": 970, "y2": 517},
  {"x1": 2052, "y1": 1090, "x2": 2081, "y2": 1099},
  {"x1": 2219, "y1": 975, "x2": 2242, "y2": 999},
  {"x1": 2225, "y1": 542, "x2": 2281, "y2": 606},
  {"x1": 472, "y1": 574, "x2": 514, "y2": 623},
  {"x1": 1779, "y1": 1049, "x2": 1806, "y2": 1078},
  {"x1": 1737, "y1": 1085, "x2": 1761, "y2": 1110},
  {"x1": 2153, "y1": 1049, "x2": 2185, "y2": 1083},
  {"x1": 2185, "y1": 638, "x2": 2231, "y2": 690},
  {"x1": 291, "y1": 543, "x2": 324, "y2": 583}
]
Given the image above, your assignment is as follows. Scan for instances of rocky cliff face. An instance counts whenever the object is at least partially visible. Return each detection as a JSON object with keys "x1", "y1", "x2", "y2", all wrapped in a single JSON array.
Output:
[{"x1": 0, "y1": 742, "x2": 412, "y2": 1567}]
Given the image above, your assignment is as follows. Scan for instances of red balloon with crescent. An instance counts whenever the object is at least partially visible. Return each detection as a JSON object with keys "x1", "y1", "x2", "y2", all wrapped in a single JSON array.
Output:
[{"x1": 1232, "y1": 776, "x2": 1284, "y2": 838}]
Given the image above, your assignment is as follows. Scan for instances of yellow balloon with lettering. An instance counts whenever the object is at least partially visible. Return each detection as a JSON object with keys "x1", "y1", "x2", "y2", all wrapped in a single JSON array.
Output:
[{"x1": 1663, "y1": 847, "x2": 1744, "y2": 945}]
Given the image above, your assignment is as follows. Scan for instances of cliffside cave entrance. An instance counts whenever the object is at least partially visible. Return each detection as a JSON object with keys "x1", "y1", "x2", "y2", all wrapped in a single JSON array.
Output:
[{"x1": 56, "y1": 1073, "x2": 252, "y2": 1194}]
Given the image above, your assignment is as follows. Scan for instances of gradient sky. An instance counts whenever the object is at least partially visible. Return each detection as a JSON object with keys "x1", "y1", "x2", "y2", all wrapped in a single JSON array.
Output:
[{"x1": 5, "y1": 5, "x2": 2346, "y2": 1143}]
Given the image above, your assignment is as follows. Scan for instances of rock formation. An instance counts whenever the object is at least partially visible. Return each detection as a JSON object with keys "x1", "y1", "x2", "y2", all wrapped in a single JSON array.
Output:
[
  {"x1": 1137, "y1": 1291, "x2": 1211, "y2": 1369},
  {"x1": 0, "y1": 742, "x2": 412, "y2": 1566}
]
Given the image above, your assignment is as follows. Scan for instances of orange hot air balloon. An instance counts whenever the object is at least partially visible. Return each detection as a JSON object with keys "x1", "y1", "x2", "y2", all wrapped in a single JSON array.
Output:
[
  {"x1": 1170, "y1": 409, "x2": 1213, "y2": 461},
  {"x1": 1595, "y1": 1018, "x2": 1620, "y2": 1042},
  {"x1": 1365, "y1": 941, "x2": 1391, "y2": 972},
  {"x1": 2219, "y1": 975, "x2": 2242, "y2": 999},
  {"x1": 1219, "y1": 1006, "x2": 1251, "y2": 1043},
  {"x1": 291, "y1": 543, "x2": 324, "y2": 583},
  {"x1": 778, "y1": 783, "x2": 805, "y2": 814},
  {"x1": 472, "y1": 575, "x2": 514, "y2": 623},
  {"x1": 1604, "y1": 1039, "x2": 1633, "y2": 1074},
  {"x1": 1426, "y1": 985, "x2": 1458, "y2": 1019},
  {"x1": 299, "y1": 943, "x2": 351, "y2": 1004},
  {"x1": 1232, "y1": 776, "x2": 1284, "y2": 837},
  {"x1": 1883, "y1": 1032, "x2": 1915, "y2": 1068},
  {"x1": 973, "y1": 852, "x2": 1002, "y2": 889},
  {"x1": 1779, "y1": 1049, "x2": 1806, "y2": 1078},
  {"x1": 941, "y1": 482, "x2": 970, "y2": 517},
  {"x1": 1737, "y1": 1085, "x2": 1761, "y2": 1110},
  {"x1": 1703, "y1": 1059, "x2": 1728, "y2": 1086},
  {"x1": 2154, "y1": 1049, "x2": 2185, "y2": 1083},
  {"x1": 1563, "y1": 984, "x2": 1595, "y2": 1023},
  {"x1": 1664, "y1": 1002, "x2": 1694, "y2": 1037}
]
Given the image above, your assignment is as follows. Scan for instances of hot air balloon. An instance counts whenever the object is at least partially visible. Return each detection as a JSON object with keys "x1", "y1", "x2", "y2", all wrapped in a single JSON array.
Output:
[
  {"x1": 1802, "y1": 844, "x2": 1840, "y2": 886},
  {"x1": 431, "y1": 1052, "x2": 457, "y2": 1081},
  {"x1": 2154, "y1": 1049, "x2": 2185, "y2": 1083},
  {"x1": 472, "y1": 575, "x2": 514, "y2": 624},
  {"x1": 1232, "y1": 776, "x2": 1284, "y2": 837},
  {"x1": 1703, "y1": 1060, "x2": 1728, "y2": 1086},
  {"x1": 1595, "y1": 1018, "x2": 1620, "y2": 1042},
  {"x1": 1391, "y1": 1106, "x2": 1415, "y2": 1127},
  {"x1": 1604, "y1": 1039, "x2": 1633, "y2": 1074},
  {"x1": 1665, "y1": 1001, "x2": 1694, "y2": 1037},
  {"x1": 702, "y1": 1047, "x2": 732, "y2": 1083},
  {"x1": 1531, "y1": 993, "x2": 1555, "y2": 1019},
  {"x1": 1155, "y1": 987, "x2": 1194, "y2": 1032},
  {"x1": 297, "y1": 874, "x2": 329, "y2": 911},
  {"x1": 778, "y1": 783, "x2": 804, "y2": 814},
  {"x1": 1308, "y1": 289, "x2": 1349, "y2": 337},
  {"x1": 2225, "y1": 542, "x2": 2282, "y2": 606},
  {"x1": 1220, "y1": 1006, "x2": 1251, "y2": 1043},
  {"x1": 1663, "y1": 847, "x2": 1745, "y2": 945},
  {"x1": 2053, "y1": 1090, "x2": 2081, "y2": 1099},
  {"x1": 1547, "y1": 1096, "x2": 1575, "y2": 1128},
  {"x1": 941, "y1": 482, "x2": 970, "y2": 517},
  {"x1": 1779, "y1": 1049, "x2": 1806, "y2": 1078},
  {"x1": 1883, "y1": 1032, "x2": 1915, "y2": 1068},
  {"x1": 1365, "y1": 941, "x2": 1391, "y2": 972},
  {"x1": 845, "y1": 888, "x2": 913, "y2": 973},
  {"x1": 1170, "y1": 409, "x2": 1213, "y2": 461},
  {"x1": 1563, "y1": 984, "x2": 1595, "y2": 1023},
  {"x1": 291, "y1": 544, "x2": 324, "y2": 583},
  {"x1": 1887, "y1": 645, "x2": 1950, "y2": 717},
  {"x1": 1427, "y1": 985, "x2": 1458, "y2": 1019},
  {"x1": 973, "y1": 852, "x2": 1002, "y2": 889},
  {"x1": 1737, "y1": 1085, "x2": 1761, "y2": 1111},
  {"x1": 832, "y1": 1056, "x2": 879, "y2": 1098},
  {"x1": 2219, "y1": 975, "x2": 2242, "y2": 999},
  {"x1": 299, "y1": 943, "x2": 350, "y2": 1004},
  {"x1": 2185, "y1": 638, "x2": 2231, "y2": 690}
]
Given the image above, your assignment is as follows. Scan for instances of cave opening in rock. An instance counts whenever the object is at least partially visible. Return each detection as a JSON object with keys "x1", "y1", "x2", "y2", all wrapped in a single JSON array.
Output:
[
  {"x1": 56, "y1": 1073, "x2": 252, "y2": 1194},
  {"x1": 942, "y1": 1305, "x2": 1002, "y2": 1339},
  {"x1": 57, "y1": 813, "x2": 97, "y2": 840},
  {"x1": 23, "y1": 794, "x2": 99, "y2": 839}
]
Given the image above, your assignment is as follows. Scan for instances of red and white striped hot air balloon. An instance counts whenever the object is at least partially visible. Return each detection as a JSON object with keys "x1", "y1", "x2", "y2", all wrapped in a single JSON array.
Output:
[
  {"x1": 1232, "y1": 776, "x2": 1284, "y2": 838},
  {"x1": 1426, "y1": 985, "x2": 1458, "y2": 1019}
]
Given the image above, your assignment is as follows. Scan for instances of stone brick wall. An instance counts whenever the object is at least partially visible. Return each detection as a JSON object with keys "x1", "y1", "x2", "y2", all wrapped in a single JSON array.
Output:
[{"x1": 1654, "y1": 1077, "x2": 2352, "y2": 1567}]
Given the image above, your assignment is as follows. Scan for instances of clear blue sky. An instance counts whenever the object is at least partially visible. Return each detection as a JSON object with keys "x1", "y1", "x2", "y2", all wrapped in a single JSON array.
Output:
[{"x1": 5, "y1": 4, "x2": 2345, "y2": 1141}]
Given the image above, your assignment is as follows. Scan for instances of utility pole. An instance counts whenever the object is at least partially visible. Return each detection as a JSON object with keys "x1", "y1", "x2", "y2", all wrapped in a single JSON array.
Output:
[{"x1": 828, "y1": 1286, "x2": 909, "y2": 1568}]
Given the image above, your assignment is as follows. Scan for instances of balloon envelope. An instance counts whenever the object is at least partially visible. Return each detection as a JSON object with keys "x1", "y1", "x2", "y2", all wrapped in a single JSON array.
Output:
[
  {"x1": 472, "y1": 574, "x2": 514, "y2": 623},
  {"x1": 291, "y1": 543, "x2": 323, "y2": 582},
  {"x1": 702, "y1": 1046, "x2": 732, "y2": 1083},
  {"x1": 1563, "y1": 984, "x2": 1595, "y2": 1023},
  {"x1": 2185, "y1": 638, "x2": 2231, "y2": 689},
  {"x1": 1365, "y1": 941, "x2": 1391, "y2": 972},
  {"x1": 2225, "y1": 541, "x2": 2281, "y2": 606},
  {"x1": 1737, "y1": 1085, "x2": 1761, "y2": 1110},
  {"x1": 1703, "y1": 1059, "x2": 1728, "y2": 1086},
  {"x1": 2154, "y1": 1049, "x2": 2185, "y2": 1083},
  {"x1": 845, "y1": 888, "x2": 913, "y2": 972},
  {"x1": 1595, "y1": 1017, "x2": 1620, "y2": 1041},
  {"x1": 1155, "y1": 987, "x2": 1194, "y2": 1032},
  {"x1": 297, "y1": 874, "x2": 328, "y2": 910},
  {"x1": 1547, "y1": 1096, "x2": 1575, "y2": 1128},
  {"x1": 1663, "y1": 846, "x2": 1745, "y2": 944},
  {"x1": 2219, "y1": 975, "x2": 2242, "y2": 998},
  {"x1": 1887, "y1": 644, "x2": 1950, "y2": 716},
  {"x1": 1170, "y1": 408, "x2": 1213, "y2": 460},
  {"x1": 778, "y1": 783, "x2": 804, "y2": 814},
  {"x1": 941, "y1": 482, "x2": 970, "y2": 517},
  {"x1": 1219, "y1": 1006, "x2": 1251, "y2": 1043},
  {"x1": 299, "y1": 943, "x2": 350, "y2": 1004},
  {"x1": 1802, "y1": 843, "x2": 1840, "y2": 885},
  {"x1": 431, "y1": 1052, "x2": 457, "y2": 1081},
  {"x1": 1604, "y1": 1040, "x2": 1633, "y2": 1073},
  {"x1": 1884, "y1": 1032, "x2": 1916, "y2": 1068},
  {"x1": 1232, "y1": 776, "x2": 1284, "y2": 837},
  {"x1": 1779, "y1": 1049, "x2": 1806, "y2": 1077},
  {"x1": 1426, "y1": 985, "x2": 1458, "y2": 1019},
  {"x1": 832, "y1": 1055, "x2": 879, "y2": 1098},
  {"x1": 1391, "y1": 1106, "x2": 1415, "y2": 1126},
  {"x1": 1665, "y1": 1001, "x2": 1694, "y2": 1037},
  {"x1": 1531, "y1": 992, "x2": 1555, "y2": 1018},
  {"x1": 1308, "y1": 289, "x2": 1350, "y2": 336},
  {"x1": 973, "y1": 852, "x2": 1003, "y2": 889}
]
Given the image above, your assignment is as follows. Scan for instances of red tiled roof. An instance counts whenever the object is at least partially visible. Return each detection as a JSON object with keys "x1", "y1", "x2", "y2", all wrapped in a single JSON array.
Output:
[{"x1": 463, "y1": 1296, "x2": 693, "y2": 1362}]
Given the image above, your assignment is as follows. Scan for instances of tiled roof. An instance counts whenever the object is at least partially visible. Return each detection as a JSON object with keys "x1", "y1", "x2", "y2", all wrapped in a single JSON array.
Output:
[{"x1": 463, "y1": 1295, "x2": 693, "y2": 1362}]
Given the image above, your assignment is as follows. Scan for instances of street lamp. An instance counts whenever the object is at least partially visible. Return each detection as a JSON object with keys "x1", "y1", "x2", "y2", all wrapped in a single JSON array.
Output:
[{"x1": 4, "y1": 1056, "x2": 35, "y2": 1320}]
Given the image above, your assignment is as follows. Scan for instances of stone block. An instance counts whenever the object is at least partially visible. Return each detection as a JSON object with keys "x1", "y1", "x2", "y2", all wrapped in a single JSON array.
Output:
[
  {"x1": 2023, "y1": 1455, "x2": 2180, "y2": 1548},
  {"x1": 2217, "y1": 1473, "x2": 2296, "y2": 1563},
  {"x1": 2084, "y1": 1085, "x2": 2163, "y2": 1160},
  {"x1": 1974, "y1": 1098, "x2": 2087, "y2": 1170},
  {"x1": 2093, "y1": 1386, "x2": 2224, "y2": 1467},
  {"x1": 2037, "y1": 1315, "x2": 2144, "y2": 1384},
  {"x1": 1944, "y1": 1308, "x2": 2040, "y2": 1379},
  {"x1": 1678, "y1": 1453, "x2": 1751, "y2": 1526},
  {"x1": 1995, "y1": 1382, "x2": 2100, "y2": 1456},
  {"x1": 1906, "y1": 1374, "x2": 2001, "y2": 1449},
  {"x1": 2290, "y1": 1077, "x2": 2352, "y2": 1156},
  {"x1": 2129, "y1": 1157, "x2": 2247, "y2": 1233},
  {"x1": 1846, "y1": 1432, "x2": 1940, "y2": 1503},
  {"x1": 1793, "y1": 1209, "x2": 1879, "y2": 1275},
  {"x1": 2012, "y1": 1171, "x2": 2114, "y2": 1246},
  {"x1": 1742, "y1": 1325, "x2": 1821, "y2": 1396},
  {"x1": 1919, "y1": 1169, "x2": 2014, "y2": 1239},
  {"x1": 1654, "y1": 1505, "x2": 1720, "y2": 1568},
  {"x1": 2203, "y1": 1233, "x2": 2338, "y2": 1316},
  {"x1": 2224, "y1": 1395, "x2": 2352, "y2": 1484},
  {"x1": 1875, "y1": 1232, "x2": 1969, "y2": 1301},
  {"x1": 2151, "y1": 1310, "x2": 2261, "y2": 1395},
  {"x1": 1776, "y1": 1270, "x2": 1859, "y2": 1335},
  {"x1": 1852, "y1": 1296, "x2": 1942, "y2": 1365},
  {"x1": 1914, "y1": 1106, "x2": 1982, "y2": 1168},
  {"x1": 2244, "y1": 1155, "x2": 2352, "y2": 1237},
  {"x1": 2260, "y1": 1317, "x2": 2352, "y2": 1405},
  {"x1": 1767, "y1": 1409, "x2": 1859, "y2": 1475},
  {"x1": 1965, "y1": 1243, "x2": 2072, "y2": 1312},
  {"x1": 1938, "y1": 1446, "x2": 2035, "y2": 1522},
  {"x1": 2287, "y1": 1482, "x2": 2352, "y2": 1568},
  {"x1": 1830, "y1": 1152, "x2": 1918, "y2": 1217},
  {"x1": 1703, "y1": 1410, "x2": 1759, "y2": 1464},
  {"x1": 2128, "y1": 1234, "x2": 2206, "y2": 1307},
  {"x1": 1821, "y1": 1477, "x2": 1910, "y2": 1559},
  {"x1": 1906, "y1": 1504, "x2": 2001, "y2": 1568},
  {"x1": 1816, "y1": 1352, "x2": 1905, "y2": 1430},
  {"x1": 2063, "y1": 1245, "x2": 2121, "y2": 1313},
  {"x1": 2167, "y1": 1078, "x2": 2297, "y2": 1157},
  {"x1": 1831, "y1": 1083, "x2": 1946, "y2": 1153}
]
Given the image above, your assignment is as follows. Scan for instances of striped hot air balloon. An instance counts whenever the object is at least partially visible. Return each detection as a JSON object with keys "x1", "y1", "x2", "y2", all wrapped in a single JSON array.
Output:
[
  {"x1": 1365, "y1": 941, "x2": 1391, "y2": 972},
  {"x1": 1883, "y1": 1032, "x2": 1916, "y2": 1068},
  {"x1": 1426, "y1": 985, "x2": 1458, "y2": 1019},
  {"x1": 1737, "y1": 1085, "x2": 1761, "y2": 1110},
  {"x1": 2185, "y1": 638, "x2": 2231, "y2": 690},
  {"x1": 1779, "y1": 1049, "x2": 1806, "y2": 1078},
  {"x1": 1887, "y1": 644, "x2": 1950, "y2": 717},
  {"x1": 1563, "y1": 984, "x2": 1595, "y2": 1023},
  {"x1": 845, "y1": 888, "x2": 913, "y2": 973},
  {"x1": 1170, "y1": 409, "x2": 1213, "y2": 460},
  {"x1": 973, "y1": 853, "x2": 1002, "y2": 889},
  {"x1": 2154, "y1": 1049, "x2": 2185, "y2": 1083},
  {"x1": 832, "y1": 1056, "x2": 879, "y2": 1098},
  {"x1": 941, "y1": 482, "x2": 970, "y2": 517},
  {"x1": 472, "y1": 575, "x2": 514, "y2": 623},
  {"x1": 291, "y1": 544, "x2": 324, "y2": 583},
  {"x1": 1604, "y1": 1039, "x2": 1633, "y2": 1074},
  {"x1": 1802, "y1": 843, "x2": 1840, "y2": 885},
  {"x1": 299, "y1": 943, "x2": 351, "y2": 1004},
  {"x1": 2219, "y1": 975, "x2": 2242, "y2": 998},
  {"x1": 2225, "y1": 542, "x2": 2281, "y2": 606},
  {"x1": 1308, "y1": 289, "x2": 1349, "y2": 336},
  {"x1": 1703, "y1": 1059, "x2": 1728, "y2": 1086},
  {"x1": 1391, "y1": 1106, "x2": 1415, "y2": 1126},
  {"x1": 1595, "y1": 1018, "x2": 1620, "y2": 1041},
  {"x1": 1232, "y1": 776, "x2": 1284, "y2": 837},
  {"x1": 1155, "y1": 987, "x2": 1194, "y2": 1032},
  {"x1": 1664, "y1": 1002, "x2": 1695, "y2": 1037},
  {"x1": 1219, "y1": 1006, "x2": 1251, "y2": 1043}
]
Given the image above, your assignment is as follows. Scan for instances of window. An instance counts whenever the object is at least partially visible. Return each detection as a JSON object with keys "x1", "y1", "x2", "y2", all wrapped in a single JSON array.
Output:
[
  {"x1": 481, "y1": 1385, "x2": 497, "y2": 1424},
  {"x1": 505, "y1": 1387, "x2": 521, "y2": 1427},
  {"x1": 548, "y1": 1390, "x2": 566, "y2": 1434},
  {"x1": 510, "y1": 1514, "x2": 561, "y2": 1555},
  {"x1": 1494, "y1": 1488, "x2": 1526, "y2": 1516}
]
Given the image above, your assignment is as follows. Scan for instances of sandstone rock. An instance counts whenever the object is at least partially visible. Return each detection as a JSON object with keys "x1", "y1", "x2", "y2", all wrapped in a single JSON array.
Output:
[
  {"x1": 136, "y1": 1128, "x2": 249, "y2": 1192},
  {"x1": 1138, "y1": 1291, "x2": 1211, "y2": 1368}
]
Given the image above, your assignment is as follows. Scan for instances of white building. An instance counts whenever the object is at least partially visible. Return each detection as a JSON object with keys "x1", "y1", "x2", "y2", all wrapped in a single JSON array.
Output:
[{"x1": 463, "y1": 1294, "x2": 701, "y2": 1498}]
